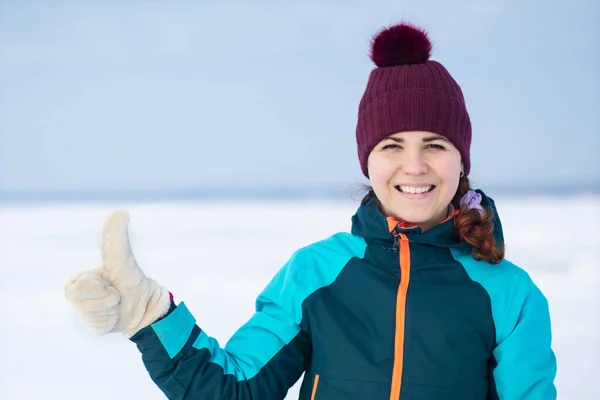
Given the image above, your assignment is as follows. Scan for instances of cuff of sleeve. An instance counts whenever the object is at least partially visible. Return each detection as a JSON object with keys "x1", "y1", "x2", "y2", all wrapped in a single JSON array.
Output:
[{"x1": 132, "y1": 301, "x2": 196, "y2": 359}]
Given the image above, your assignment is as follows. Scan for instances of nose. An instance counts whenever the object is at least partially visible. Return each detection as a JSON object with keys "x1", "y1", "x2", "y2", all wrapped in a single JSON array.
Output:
[{"x1": 401, "y1": 149, "x2": 428, "y2": 175}]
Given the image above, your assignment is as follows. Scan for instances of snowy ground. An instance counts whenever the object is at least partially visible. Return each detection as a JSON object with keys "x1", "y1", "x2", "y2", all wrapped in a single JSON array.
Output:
[{"x1": 0, "y1": 195, "x2": 598, "y2": 399}]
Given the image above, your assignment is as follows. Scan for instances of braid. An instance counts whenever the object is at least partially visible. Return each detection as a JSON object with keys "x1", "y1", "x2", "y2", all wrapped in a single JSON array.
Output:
[{"x1": 452, "y1": 177, "x2": 505, "y2": 264}]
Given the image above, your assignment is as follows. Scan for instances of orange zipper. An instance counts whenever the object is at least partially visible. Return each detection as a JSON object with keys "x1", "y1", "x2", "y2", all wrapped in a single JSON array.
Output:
[
  {"x1": 311, "y1": 374, "x2": 320, "y2": 400},
  {"x1": 389, "y1": 233, "x2": 411, "y2": 400}
]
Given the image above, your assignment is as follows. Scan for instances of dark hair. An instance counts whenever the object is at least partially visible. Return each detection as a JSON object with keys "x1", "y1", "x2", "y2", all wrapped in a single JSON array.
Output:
[{"x1": 358, "y1": 177, "x2": 505, "y2": 264}]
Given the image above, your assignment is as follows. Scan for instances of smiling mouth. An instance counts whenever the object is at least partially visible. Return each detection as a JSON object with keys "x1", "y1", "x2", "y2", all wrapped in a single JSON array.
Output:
[{"x1": 395, "y1": 185, "x2": 436, "y2": 194}]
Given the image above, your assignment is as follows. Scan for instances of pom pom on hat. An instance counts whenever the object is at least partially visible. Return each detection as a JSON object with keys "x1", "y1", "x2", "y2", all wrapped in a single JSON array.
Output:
[{"x1": 369, "y1": 22, "x2": 432, "y2": 67}]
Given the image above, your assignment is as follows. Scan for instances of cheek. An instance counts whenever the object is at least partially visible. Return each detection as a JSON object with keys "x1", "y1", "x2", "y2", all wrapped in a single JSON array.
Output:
[
  {"x1": 367, "y1": 156, "x2": 397, "y2": 185},
  {"x1": 369, "y1": 167, "x2": 397, "y2": 190},
  {"x1": 434, "y1": 155, "x2": 462, "y2": 185}
]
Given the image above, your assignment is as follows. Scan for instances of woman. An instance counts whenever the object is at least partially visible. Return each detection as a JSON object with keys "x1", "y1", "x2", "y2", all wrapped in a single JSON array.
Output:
[{"x1": 65, "y1": 22, "x2": 557, "y2": 399}]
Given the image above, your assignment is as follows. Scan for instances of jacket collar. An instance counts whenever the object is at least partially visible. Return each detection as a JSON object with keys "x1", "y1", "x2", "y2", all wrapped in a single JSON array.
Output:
[{"x1": 350, "y1": 189, "x2": 505, "y2": 252}]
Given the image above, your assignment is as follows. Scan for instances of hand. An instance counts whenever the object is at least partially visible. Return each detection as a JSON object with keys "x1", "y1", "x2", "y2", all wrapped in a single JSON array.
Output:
[
  {"x1": 65, "y1": 210, "x2": 171, "y2": 338},
  {"x1": 64, "y1": 268, "x2": 121, "y2": 335}
]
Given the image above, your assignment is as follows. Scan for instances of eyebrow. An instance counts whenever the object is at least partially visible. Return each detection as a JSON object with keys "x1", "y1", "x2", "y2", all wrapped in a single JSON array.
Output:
[
  {"x1": 385, "y1": 135, "x2": 449, "y2": 143},
  {"x1": 422, "y1": 135, "x2": 449, "y2": 143}
]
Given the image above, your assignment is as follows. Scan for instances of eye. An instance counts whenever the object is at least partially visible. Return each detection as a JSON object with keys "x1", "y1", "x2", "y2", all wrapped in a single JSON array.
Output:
[
  {"x1": 425, "y1": 143, "x2": 446, "y2": 150},
  {"x1": 382, "y1": 143, "x2": 402, "y2": 150}
]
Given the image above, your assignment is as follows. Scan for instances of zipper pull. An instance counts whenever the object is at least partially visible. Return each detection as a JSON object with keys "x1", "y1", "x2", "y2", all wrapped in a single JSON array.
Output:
[{"x1": 391, "y1": 232, "x2": 400, "y2": 252}]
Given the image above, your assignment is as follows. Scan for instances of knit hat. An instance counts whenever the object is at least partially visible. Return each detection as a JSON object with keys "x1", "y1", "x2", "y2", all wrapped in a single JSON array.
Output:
[{"x1": 356, "y1": 22, "x2": 472, "y2": 177}]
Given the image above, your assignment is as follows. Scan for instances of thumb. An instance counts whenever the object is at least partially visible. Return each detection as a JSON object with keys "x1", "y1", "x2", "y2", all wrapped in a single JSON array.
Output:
[{"x1": 101, "y1": 209, "x2": 144, "y2": 289}]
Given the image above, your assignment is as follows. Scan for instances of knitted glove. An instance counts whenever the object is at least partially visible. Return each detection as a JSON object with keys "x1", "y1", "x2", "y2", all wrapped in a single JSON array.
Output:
[{"x1": 65, "y1": 210, "x2": 171, "y2": 338}]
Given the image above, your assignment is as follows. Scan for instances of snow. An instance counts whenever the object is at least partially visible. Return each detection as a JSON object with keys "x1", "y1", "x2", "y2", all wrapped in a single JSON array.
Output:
[{"x1": 0, "y1": 195, "x2": 598, "y2": 399}]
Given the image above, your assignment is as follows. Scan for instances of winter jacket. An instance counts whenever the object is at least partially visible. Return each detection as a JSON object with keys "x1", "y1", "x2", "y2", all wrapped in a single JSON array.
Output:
[{"x1": 130, "y1": 190, "x2": 557, "y2": 399}]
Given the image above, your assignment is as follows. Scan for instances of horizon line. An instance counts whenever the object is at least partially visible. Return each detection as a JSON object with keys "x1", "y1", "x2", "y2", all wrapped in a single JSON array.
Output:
[{"x1": 0, "y1": 183, "x2": 598, "y2": 205}]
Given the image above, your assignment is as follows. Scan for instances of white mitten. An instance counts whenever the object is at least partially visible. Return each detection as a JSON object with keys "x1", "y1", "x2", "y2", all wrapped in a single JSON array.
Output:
[
  {"x1": 65, "y1": 210, "x2": 172, "y2": 338},
  {"x1": 64, "y1": 268, "x2": 121, "y2": 335}
]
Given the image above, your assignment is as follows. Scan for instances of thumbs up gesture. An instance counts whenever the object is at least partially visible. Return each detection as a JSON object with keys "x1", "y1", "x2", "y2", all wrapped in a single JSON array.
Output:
[{"x1": 65, "y1": 210, "x2": 171, "y2": 338}]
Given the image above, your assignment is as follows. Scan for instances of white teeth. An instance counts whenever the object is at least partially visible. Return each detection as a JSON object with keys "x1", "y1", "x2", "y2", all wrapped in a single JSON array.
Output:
[{"x1": 399, "y1": 185, "x2": 432, "y2": 194}]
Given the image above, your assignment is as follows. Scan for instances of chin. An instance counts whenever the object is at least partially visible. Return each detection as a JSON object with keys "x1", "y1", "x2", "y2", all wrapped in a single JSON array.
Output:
[{"x1": 391, "y1": 210, "x2": 431, "y2": 225}]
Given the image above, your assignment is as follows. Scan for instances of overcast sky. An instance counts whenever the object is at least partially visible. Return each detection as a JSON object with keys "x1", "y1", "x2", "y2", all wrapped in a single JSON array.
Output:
[{"x1": 1, "y1": 0, "x2": 598, "y2": 192}]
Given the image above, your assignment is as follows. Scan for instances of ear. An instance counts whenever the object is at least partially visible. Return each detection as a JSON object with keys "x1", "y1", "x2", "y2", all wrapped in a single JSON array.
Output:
[{"x1": 364, "y1": 151, "x2": 375, "y2": 178}]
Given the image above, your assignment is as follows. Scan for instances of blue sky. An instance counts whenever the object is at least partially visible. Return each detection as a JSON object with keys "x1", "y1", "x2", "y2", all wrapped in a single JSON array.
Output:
[{"x1": 0, "y1": 0, "x2": 598, "y2": 193}]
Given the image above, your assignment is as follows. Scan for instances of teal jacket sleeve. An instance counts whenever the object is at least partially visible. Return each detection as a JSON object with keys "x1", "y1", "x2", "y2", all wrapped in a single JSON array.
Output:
[
  {"x1": 492, "y1": 273, "x2": 558, "y2": 399},
  {"x1": 129, "y1": 251, "x2": 314, "y2": 400}
]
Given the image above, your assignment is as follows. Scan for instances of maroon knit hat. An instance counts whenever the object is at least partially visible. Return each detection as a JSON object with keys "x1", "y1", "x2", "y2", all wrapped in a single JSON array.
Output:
[{"x1": 356, "y1": 22, "x2": 472, "y2": 177}]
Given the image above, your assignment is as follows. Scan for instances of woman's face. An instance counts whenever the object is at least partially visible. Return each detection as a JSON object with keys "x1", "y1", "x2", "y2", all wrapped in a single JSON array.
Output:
[{"x1": 367, "y1": 131, "x2": 462, "y2": 231}]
